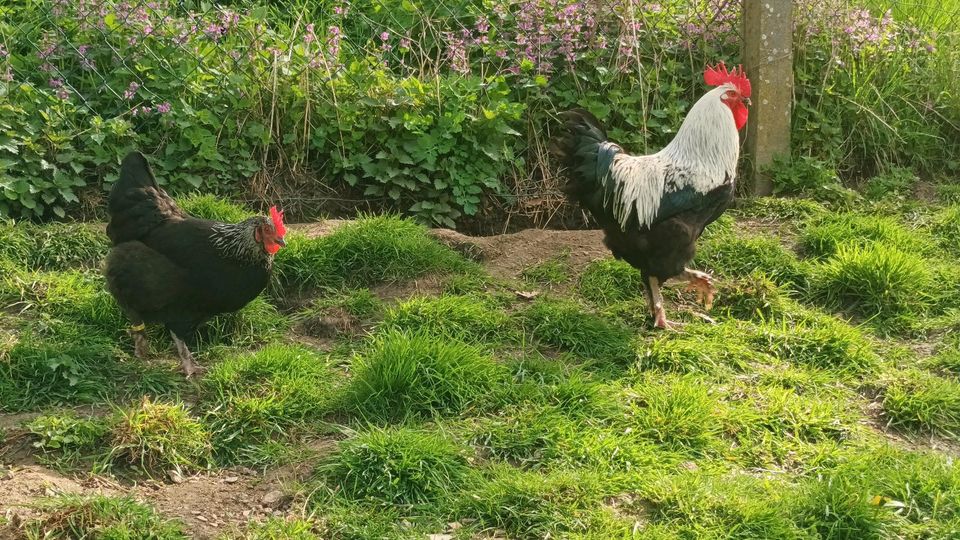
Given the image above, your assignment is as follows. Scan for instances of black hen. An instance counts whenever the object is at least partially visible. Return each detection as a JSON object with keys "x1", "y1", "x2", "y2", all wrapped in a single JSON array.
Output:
[{"x1": 104, "y1": 152, "x2": 287, "y2": 376}]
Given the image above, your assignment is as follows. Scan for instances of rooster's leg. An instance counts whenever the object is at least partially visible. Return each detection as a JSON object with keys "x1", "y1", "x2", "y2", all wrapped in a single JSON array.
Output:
[
  {"x1": 671, "y1": 268, "x2": 716, "y2": 310},
  {"x1": 649, "y1": 276, "x2": 683, "y2": 330},
  {"x1": 171, "y1": 332, "x2": 206, "y2": 378}
]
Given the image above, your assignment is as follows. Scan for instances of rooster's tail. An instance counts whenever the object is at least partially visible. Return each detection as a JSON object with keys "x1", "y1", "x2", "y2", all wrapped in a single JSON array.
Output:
[
  {"x1": 106, "y1": 151, "x2": 184, "y2": 245},
  {"x1": 549, "y1": 109, "x2": 621, "y2": 207}
]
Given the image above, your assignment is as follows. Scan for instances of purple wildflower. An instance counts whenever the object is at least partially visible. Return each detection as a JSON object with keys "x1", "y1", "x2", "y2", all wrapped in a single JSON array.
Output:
[
  {"x1": 157, "y1": 101, "x2": 172, "y2": 114},
  {"x1": 123, "y1": 81, "x2": 140, "y2": 100}
]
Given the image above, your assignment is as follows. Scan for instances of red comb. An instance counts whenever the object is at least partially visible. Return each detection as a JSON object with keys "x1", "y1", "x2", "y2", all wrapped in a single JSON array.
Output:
[
  {"x1": 270, "y1": 206, "x2": 286, "y2": 237},
  {"x1": 704, "y1": 62, "x2": 751, "y2": 98}
]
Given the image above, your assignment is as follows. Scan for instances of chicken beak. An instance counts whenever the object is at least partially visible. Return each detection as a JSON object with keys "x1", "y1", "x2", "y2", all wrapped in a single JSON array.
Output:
[
  {"x1": 276, "y1": 237, "x2": 286, "y2": 247},
  {"x1": 743, "y1": 97, "x2": 752, "y2": 106}
]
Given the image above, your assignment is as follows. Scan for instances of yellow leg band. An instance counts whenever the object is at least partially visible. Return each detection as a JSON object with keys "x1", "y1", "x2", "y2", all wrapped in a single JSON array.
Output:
[{"x1": 131, "y1": 323, "x2": 146, "y2": 332}]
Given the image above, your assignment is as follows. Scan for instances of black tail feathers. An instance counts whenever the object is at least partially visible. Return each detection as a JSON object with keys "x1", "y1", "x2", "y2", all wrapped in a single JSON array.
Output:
[
  {"x1": 106, "y1": 151, "x2": 183, "y2": 244},
  {"x1": 549, "y1": 108, "x2": 617, "y2": 201}
]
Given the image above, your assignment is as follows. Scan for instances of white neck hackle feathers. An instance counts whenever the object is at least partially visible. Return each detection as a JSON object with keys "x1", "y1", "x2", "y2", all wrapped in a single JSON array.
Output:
[{"x1": 603, "y1": 84, "x2": 741, "y2": 230}]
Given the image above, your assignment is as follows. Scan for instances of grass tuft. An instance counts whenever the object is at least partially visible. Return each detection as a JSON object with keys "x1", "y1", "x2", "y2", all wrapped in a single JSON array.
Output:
[
  {"x1": 456, "y1": 466, "x2": 601, "y2": 539},
  {"x1": 578, "y1": 259, "x2": 644, "y2": 306},
  {"x1": 0, "y1": 222, "x2": 107, "y2": 271},
  {"x1": 626, "y1": 373, "x2": 721, "y2": 452},
  {"x1": 25, "y1": 494, "x2": 187, "y2": 539},
  {"x1": 520, "y1": 298, "x2": 635, "y2": 364},
  {"x1": 931, "y1": 205, "x2": 960, "y2": 254},
  {"x1": 344, "y1": 331, "x2": 507, "y2": 421},
  {"x1": 710, "y1": 272, "x2": 790, "y2": 320},
  {"x1": 323, "y1": 426, "x2": 471, "y2": 506},
  {"x1": 274, "y1": 215, "x2": 470, "y2": 291},
  {"x1": 882, "y1": 369, "x2": 960, "y2": 436},
  {"x1": 521, "y1": 251, "x2": 571, "y2": 286},
  {"x1": 800, "y1": 212, "x2": 931, "y2": 259},
  {"x1": 202, "y1": 344, "x2": 339, "y2": 465},
  {"x1": 639, "y1": 323, "x2": 758, "y2": 374},
  {"x1": 176, "y1": 194, "x2": 255, "y2": 222},
  {"x1": 381, "y1": 294, "x2": 512, "y2": 345},
  {"x1": 812, "y1": 244, "x2": 932, "y2": 325},
  {"x1": 751, "y1": 317, "x2": 879, "y2": 374},
  {"x1": 109, "y1": 398, "x2": 211, "y2": 475},
  {"x1": 696, "y1": 233, "x2": 809, "y2": 288}
]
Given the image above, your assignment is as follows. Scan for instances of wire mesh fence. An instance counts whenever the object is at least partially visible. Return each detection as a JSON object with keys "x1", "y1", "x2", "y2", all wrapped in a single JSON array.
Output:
[{"x1": 0, "y1": 0, "x2": 956, "y2": 228}]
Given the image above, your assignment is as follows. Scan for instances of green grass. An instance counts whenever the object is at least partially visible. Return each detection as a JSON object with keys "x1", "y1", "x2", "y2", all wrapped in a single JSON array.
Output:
[
  {"x1": 26, "y1": 412, "x2": 111, "y2": 464},
  {"x1": 520, "y1": 297, "x2": 636, "y2": 364},
  {"x1": 578, "y1": 258, "x2": 645, "y2": 306},
  {"x1": 108, "y1": 398, "x2": 212, "y2": 475},
  {"x1": 710, "y1": 272, "x2": 790, "y2": 320},
  {"x1": 175, "y1": 194, "x2": 255, "y2": 222},
  {"x1": 733, "y1": 196, "x2": 828, "y2": 222},
  {"x1": 344, "y1": 331, "x2": 508, "y2": 421},
  {"x1": 322, "y1": 425, "x2": 471, "y2": 506},
  {"x1": 202, "y1": 344, "x2": 339, "y2": 465},
  {"x1": 931, "y1": 205, "x2": 960, "y2": 254},
  {"x1": 456, "y1": 466, "x2": 603, "y2": 539},
  {"x1": 0, "y1": 222, "x2": 107, "y2": 271},
  {"x1": 750, "y1": 317, "x2": 879, "y2": 374},
  {"x1": 626, "y1": 373, "x2": 722, "y2": 453},
  {"x1": 24, "y1": 494, "x2": 188, "y2": 539},
  {"x1": 800, "y1": 212, "x2": 932, "y2": 259},
  {"x1": 696, "y1": 233, "x2": 810, "y2": 288},
  {"x1": 811, "y1": 244, "x2": 933, "y2": 327},
  {"x1": 882, "y1": 369, "x2": 960, "y2": 436},
  {"x1": 0, "y1": 320, "x2": 177, "y2": 412},
  {"x1": 233, "y1": 518, "x2": 323, "y2": 539},
  {"x1": 381, "y1": 294, "x2": 512, "y2": 345},
  {"x1": 638, "y1": 321, "x2": 758, "y2": 374},
  {"x1": 521, "y1": 251, "x2": 571, "y2": 286},
  {"x1": 274, "y1": 215, "x2": 470, "y2": 291}
]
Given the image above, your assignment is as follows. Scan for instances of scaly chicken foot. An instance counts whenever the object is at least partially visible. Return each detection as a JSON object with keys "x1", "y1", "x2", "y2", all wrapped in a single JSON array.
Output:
[
  {"x1": 648, "y1": 276, "x2": 685, "y2": 330},
  {"x1": 171, "y1": 332, "x2": 206, "y2": 378},
  {"x1": 672, "y1": 268, "x2": 716, "y2": 310}
]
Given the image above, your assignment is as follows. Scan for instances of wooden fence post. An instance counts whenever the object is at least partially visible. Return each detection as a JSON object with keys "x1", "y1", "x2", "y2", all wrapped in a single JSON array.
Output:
[{"x1": 742, "y1": 0, "x2": 794, "y2": 195}]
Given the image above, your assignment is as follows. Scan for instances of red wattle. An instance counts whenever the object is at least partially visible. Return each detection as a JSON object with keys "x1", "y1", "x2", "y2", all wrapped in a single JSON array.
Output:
[{"x1": 731, "y1": 102, "x2": 748, "y2": 131}]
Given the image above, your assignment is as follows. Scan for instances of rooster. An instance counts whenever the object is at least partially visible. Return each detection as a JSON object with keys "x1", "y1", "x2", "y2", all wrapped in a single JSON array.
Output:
[
  {"x1": 551, "y1": 63, "x2": 751, "y2": 328},
  {"x1": 104, "y1": 152, "x2": 287, "y2": 376}
]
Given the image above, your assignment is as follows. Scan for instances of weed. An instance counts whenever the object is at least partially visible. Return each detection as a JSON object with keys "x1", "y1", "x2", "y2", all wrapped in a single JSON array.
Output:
[
  {"x1": 767, "y1": 155, "x2": 858, "y2": 206},
  {"x1": 234, "y1": 518, "x2": 322, "y2": 539},
  {"x1": 456, "y1": 466, "x2": 602, "y2": 539},
  {"x1": 578, "y1": 259, "x2": 645, "y2": 306},
  {"x1": 26, "y1": 412, "x2": 110, "y2": 462},
  {"x1": 24, "y1": 494, "x2": 188, "y2": 539},
  {"x1": 800, "y1": 212, "x2": 931, "y2": 259},
  {"x1": 109, "y1": 398, "x2": 212, "y2": 475},
  {"x1": 520, "y1": 298, "x2": 635, "y2": 364},
  {"x1": 863, "y1": 168, "x2": 918, "y2": 200},
  {"x1": 936, "y1": 184, "x2": 960, "y2": 204},
  {"x1": 0, "y1": 320, "x2": 172, "y2": 412},
  {"x1": 323, "y1": 426, "x2": 471, "y2": 506},
  {"x1": 381, "y1": 294, "x2": 512, "y2": 345},
  {"x1": 203, "y1": 344, "x2": 339, "y2": 465},
  {"x1": 345, "y1": 331, "x2": 507, "y2": 421},
  {"x1": 931, "y1": 205, "x2": 960, "y2": 254},
  {"x1": 812, "y1": 244, "x2": 932, "y2": 325},
  {"x1": 175, "y1": 194, "x2": 255, "y2": 222},
  {"x1": 626, "y1": 373, "x2": 722, "y2": 453},
  {"x1": 882, "y1": 369, "x2": 960, "y2": 436},
  {"x1": 274, "y1": 215, "x2": 469, "y2": 292},
  {"x1": 521, "y1": 250, "x2": 572, "y2": 286},
  {"x1": 199, "y1": 296, "x2": 289, "y2": 350}
]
